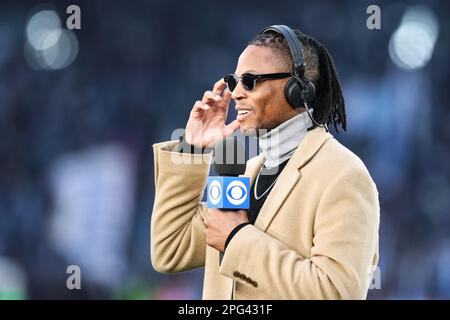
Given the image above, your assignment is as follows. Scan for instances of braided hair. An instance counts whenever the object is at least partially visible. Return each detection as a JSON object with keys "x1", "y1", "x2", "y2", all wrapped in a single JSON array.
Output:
[{"x1": 249, "y1": 29, "x2": 347, "y2": 132}]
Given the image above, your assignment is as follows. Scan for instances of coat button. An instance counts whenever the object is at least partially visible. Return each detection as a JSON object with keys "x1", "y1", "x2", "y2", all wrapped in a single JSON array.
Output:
[
  {"x1": 252, "y1": 281, "x2": 258, "y2": 288},
  {"x1": 233, "y1": 271, "x2": 240, "y2": 278}
]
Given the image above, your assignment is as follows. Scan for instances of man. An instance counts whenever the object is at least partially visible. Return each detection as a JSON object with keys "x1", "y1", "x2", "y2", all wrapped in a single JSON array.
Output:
[{"x1": 151, "y1": 25, "x2": 380, "y2": 299}]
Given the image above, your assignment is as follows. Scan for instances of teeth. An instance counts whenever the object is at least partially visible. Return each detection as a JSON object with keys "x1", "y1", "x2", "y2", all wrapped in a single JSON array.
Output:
[{"x1": 238, "y1": 110, "x2": 250, "y2": 115}]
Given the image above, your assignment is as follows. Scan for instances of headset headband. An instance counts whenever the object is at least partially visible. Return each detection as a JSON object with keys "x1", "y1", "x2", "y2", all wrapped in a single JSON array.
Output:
[{"x1": 259, "y1": 25, "x2": 305, "y2": 77}]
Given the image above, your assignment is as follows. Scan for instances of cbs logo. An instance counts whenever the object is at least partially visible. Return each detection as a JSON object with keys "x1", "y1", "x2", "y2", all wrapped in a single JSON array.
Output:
[
  {"x1": 226, "y1": 181, "x2": 248, "y2": 205},
  {"x1": 208, "y1": 179, "x2": 248, "y2": 206},
  {"x1": 208, "y1": 180, "x2": 222, "y2": 205}
]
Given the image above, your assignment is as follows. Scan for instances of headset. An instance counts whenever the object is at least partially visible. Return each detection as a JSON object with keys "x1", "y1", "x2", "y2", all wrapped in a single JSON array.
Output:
[{"x1": 259, "y1": 25, "x2": 327, "y2": 130}]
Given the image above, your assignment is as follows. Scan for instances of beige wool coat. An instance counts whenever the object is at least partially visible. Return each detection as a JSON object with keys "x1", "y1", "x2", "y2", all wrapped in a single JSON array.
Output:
[{"x1": 151, "y1": 127, "x2": 380, "y2": 299}]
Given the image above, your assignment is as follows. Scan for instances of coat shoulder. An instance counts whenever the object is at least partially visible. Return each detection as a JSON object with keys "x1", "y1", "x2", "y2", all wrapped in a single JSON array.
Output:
[{"x1": 314, "y1": 136, "x2": 373, "y2": 179}]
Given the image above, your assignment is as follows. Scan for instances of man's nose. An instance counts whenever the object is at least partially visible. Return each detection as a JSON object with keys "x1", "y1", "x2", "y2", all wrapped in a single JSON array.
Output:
[{"x1": 231, "y1": 81, "x2": 247, "y2": 101}]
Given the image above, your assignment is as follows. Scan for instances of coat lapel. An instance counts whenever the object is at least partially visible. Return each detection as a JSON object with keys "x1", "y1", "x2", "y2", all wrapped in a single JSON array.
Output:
[
  {"x1": 242, "y1": 153, "x2": 265, "y2": 186},
  {"x1": 244, "y1": 127, "x2": 333, "y2": 232}
]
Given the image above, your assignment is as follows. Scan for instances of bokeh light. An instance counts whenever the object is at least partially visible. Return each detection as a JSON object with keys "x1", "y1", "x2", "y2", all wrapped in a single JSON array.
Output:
[
  {"x1": 24, "y1": 8, "x2": 78, "y2": 71},
  {"x1": 389, "y1": 5, "x2": 439, "y2": 70}
]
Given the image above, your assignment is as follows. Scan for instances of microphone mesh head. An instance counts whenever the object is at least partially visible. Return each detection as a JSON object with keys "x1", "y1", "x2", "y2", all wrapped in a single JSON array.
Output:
[{"x1": 213, "y1": 136, "x2": 246, "y2": 176}]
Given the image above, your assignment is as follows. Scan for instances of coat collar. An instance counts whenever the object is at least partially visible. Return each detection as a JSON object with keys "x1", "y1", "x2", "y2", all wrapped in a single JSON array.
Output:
[{"x1": 242, "y1": 127, "x2": 334, "y2": 231}]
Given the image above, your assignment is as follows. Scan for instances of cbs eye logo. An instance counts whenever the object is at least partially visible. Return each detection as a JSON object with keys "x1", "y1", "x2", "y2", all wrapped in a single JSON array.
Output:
[
  {"x1": 226, "y1": 181, "x2": 248, "y2": 205},
  {"x1": 208, "y1": 180, "x2": 222, "y2": 205}
]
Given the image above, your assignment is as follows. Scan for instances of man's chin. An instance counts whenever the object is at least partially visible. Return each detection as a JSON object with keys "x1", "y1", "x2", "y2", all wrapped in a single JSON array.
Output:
[{"x1": 239, "y1": 126, "x2": 257, "y2": 137}]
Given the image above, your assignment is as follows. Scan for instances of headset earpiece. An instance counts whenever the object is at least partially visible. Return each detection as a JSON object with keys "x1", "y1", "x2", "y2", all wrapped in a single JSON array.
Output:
[
  {"x1": 302, "y1": 80, "x2": 316, "y2": 106},
  {"x1": 284, "y1": 76, "x2": 315, "y2": 109},
  {"x1": 284, "y1": 77, "x2": 303, "y2": 108}
]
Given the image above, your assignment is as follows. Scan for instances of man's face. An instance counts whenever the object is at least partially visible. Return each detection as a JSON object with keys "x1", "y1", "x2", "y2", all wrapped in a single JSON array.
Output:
[{"x1": 231, "y1": 45, "x2": 298, "y2": 136}]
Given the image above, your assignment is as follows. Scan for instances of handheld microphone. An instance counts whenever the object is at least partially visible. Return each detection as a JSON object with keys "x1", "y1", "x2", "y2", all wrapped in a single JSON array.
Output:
[{"x1": 207, "y1": 136, "x2": 250, "y2": 209}]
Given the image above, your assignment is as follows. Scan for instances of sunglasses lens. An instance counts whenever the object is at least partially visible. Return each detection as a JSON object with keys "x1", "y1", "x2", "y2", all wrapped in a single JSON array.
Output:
[
  {"x1": 242, "y1": 74, "x2": 255, "y2": 91},
  {"x1": 224, "y1": 75, "x2": 237, "y2": 92}
]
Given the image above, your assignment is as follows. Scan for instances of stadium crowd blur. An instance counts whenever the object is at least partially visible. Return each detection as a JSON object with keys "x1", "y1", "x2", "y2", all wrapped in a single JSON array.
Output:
[{"x1": 0, "y1": 0, "x2": 449, "y2": 299}]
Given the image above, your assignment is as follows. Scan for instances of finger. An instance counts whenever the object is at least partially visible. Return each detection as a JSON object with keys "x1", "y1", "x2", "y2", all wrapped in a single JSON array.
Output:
[
  {"x1": 239, "y1": 209, "x2": 248, "y2": 216},
  {"x1": 223, "y1": 119, "x2": 240, "y2": 137},
  {"x1": 193, "y1": 100, "x2": 209, "y2": 111},
  {"x1": 213, "y1": 79, "x2": 227, "y2": 96},
  {"x1": 210, "y1": 208, "x2": 220, "y2": 214},
  {"x1": 219, "y1": 88, "x2": 232, "y2": 108},
  {"x1": 202, "y1": 91, "x2": 221, "y2": 104}
]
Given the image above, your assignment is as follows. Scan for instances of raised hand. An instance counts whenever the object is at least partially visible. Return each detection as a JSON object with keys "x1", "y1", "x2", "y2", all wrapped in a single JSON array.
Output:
[{"x1": 185, "y1": 79, "x2": 240, "y2": 149}]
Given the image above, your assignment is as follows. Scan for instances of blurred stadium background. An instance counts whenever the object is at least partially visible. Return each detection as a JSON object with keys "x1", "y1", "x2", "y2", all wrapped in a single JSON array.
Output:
[{"x1": 0, "y1": 0, "x2": 449, "y2": 299}]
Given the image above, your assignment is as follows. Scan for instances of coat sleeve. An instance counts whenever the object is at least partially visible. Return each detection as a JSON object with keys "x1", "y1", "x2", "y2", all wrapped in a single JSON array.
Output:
[
  {"x1": 219, "y1": 166, "x2": 380, "y2": 299},
  {"x1": 150, "y1": 140, "x2": 212, "y2": 273}
]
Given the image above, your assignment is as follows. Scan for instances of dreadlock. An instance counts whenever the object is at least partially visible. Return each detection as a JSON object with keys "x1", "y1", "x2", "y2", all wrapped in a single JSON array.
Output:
[{"x1": 249, "y1": 29, "x2": 347, "y2": 132}]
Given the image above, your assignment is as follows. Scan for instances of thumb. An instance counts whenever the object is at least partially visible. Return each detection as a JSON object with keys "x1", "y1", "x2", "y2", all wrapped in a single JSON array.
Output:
[{"x1": 223, "y1": 119, "x2": 240, "y2": 137}]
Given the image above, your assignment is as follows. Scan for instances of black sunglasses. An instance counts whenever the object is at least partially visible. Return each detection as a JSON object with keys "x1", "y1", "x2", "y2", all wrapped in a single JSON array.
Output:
[{"x1": 224, "y1": 72, "x2": 291, "y2": 92}]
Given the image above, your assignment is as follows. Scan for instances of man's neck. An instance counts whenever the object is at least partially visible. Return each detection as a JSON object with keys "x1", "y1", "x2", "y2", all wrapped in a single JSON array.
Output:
[{"x1": 258, "y1": 109, "x2": 313, "y2": 169}]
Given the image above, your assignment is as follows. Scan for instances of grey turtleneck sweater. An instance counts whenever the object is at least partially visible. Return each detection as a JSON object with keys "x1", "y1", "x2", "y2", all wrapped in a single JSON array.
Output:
[{"x1": 258, "y1": 109, "x2": 313, "y2": 169}]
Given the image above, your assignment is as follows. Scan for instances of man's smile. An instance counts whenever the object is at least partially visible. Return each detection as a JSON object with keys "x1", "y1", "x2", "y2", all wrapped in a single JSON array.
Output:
[
  {"x1": 236, "y1": 109, "x2": 253, "y2": 121},
  {"x1": 235, "y1": 105, "x2": 254, "y2": 122}
]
